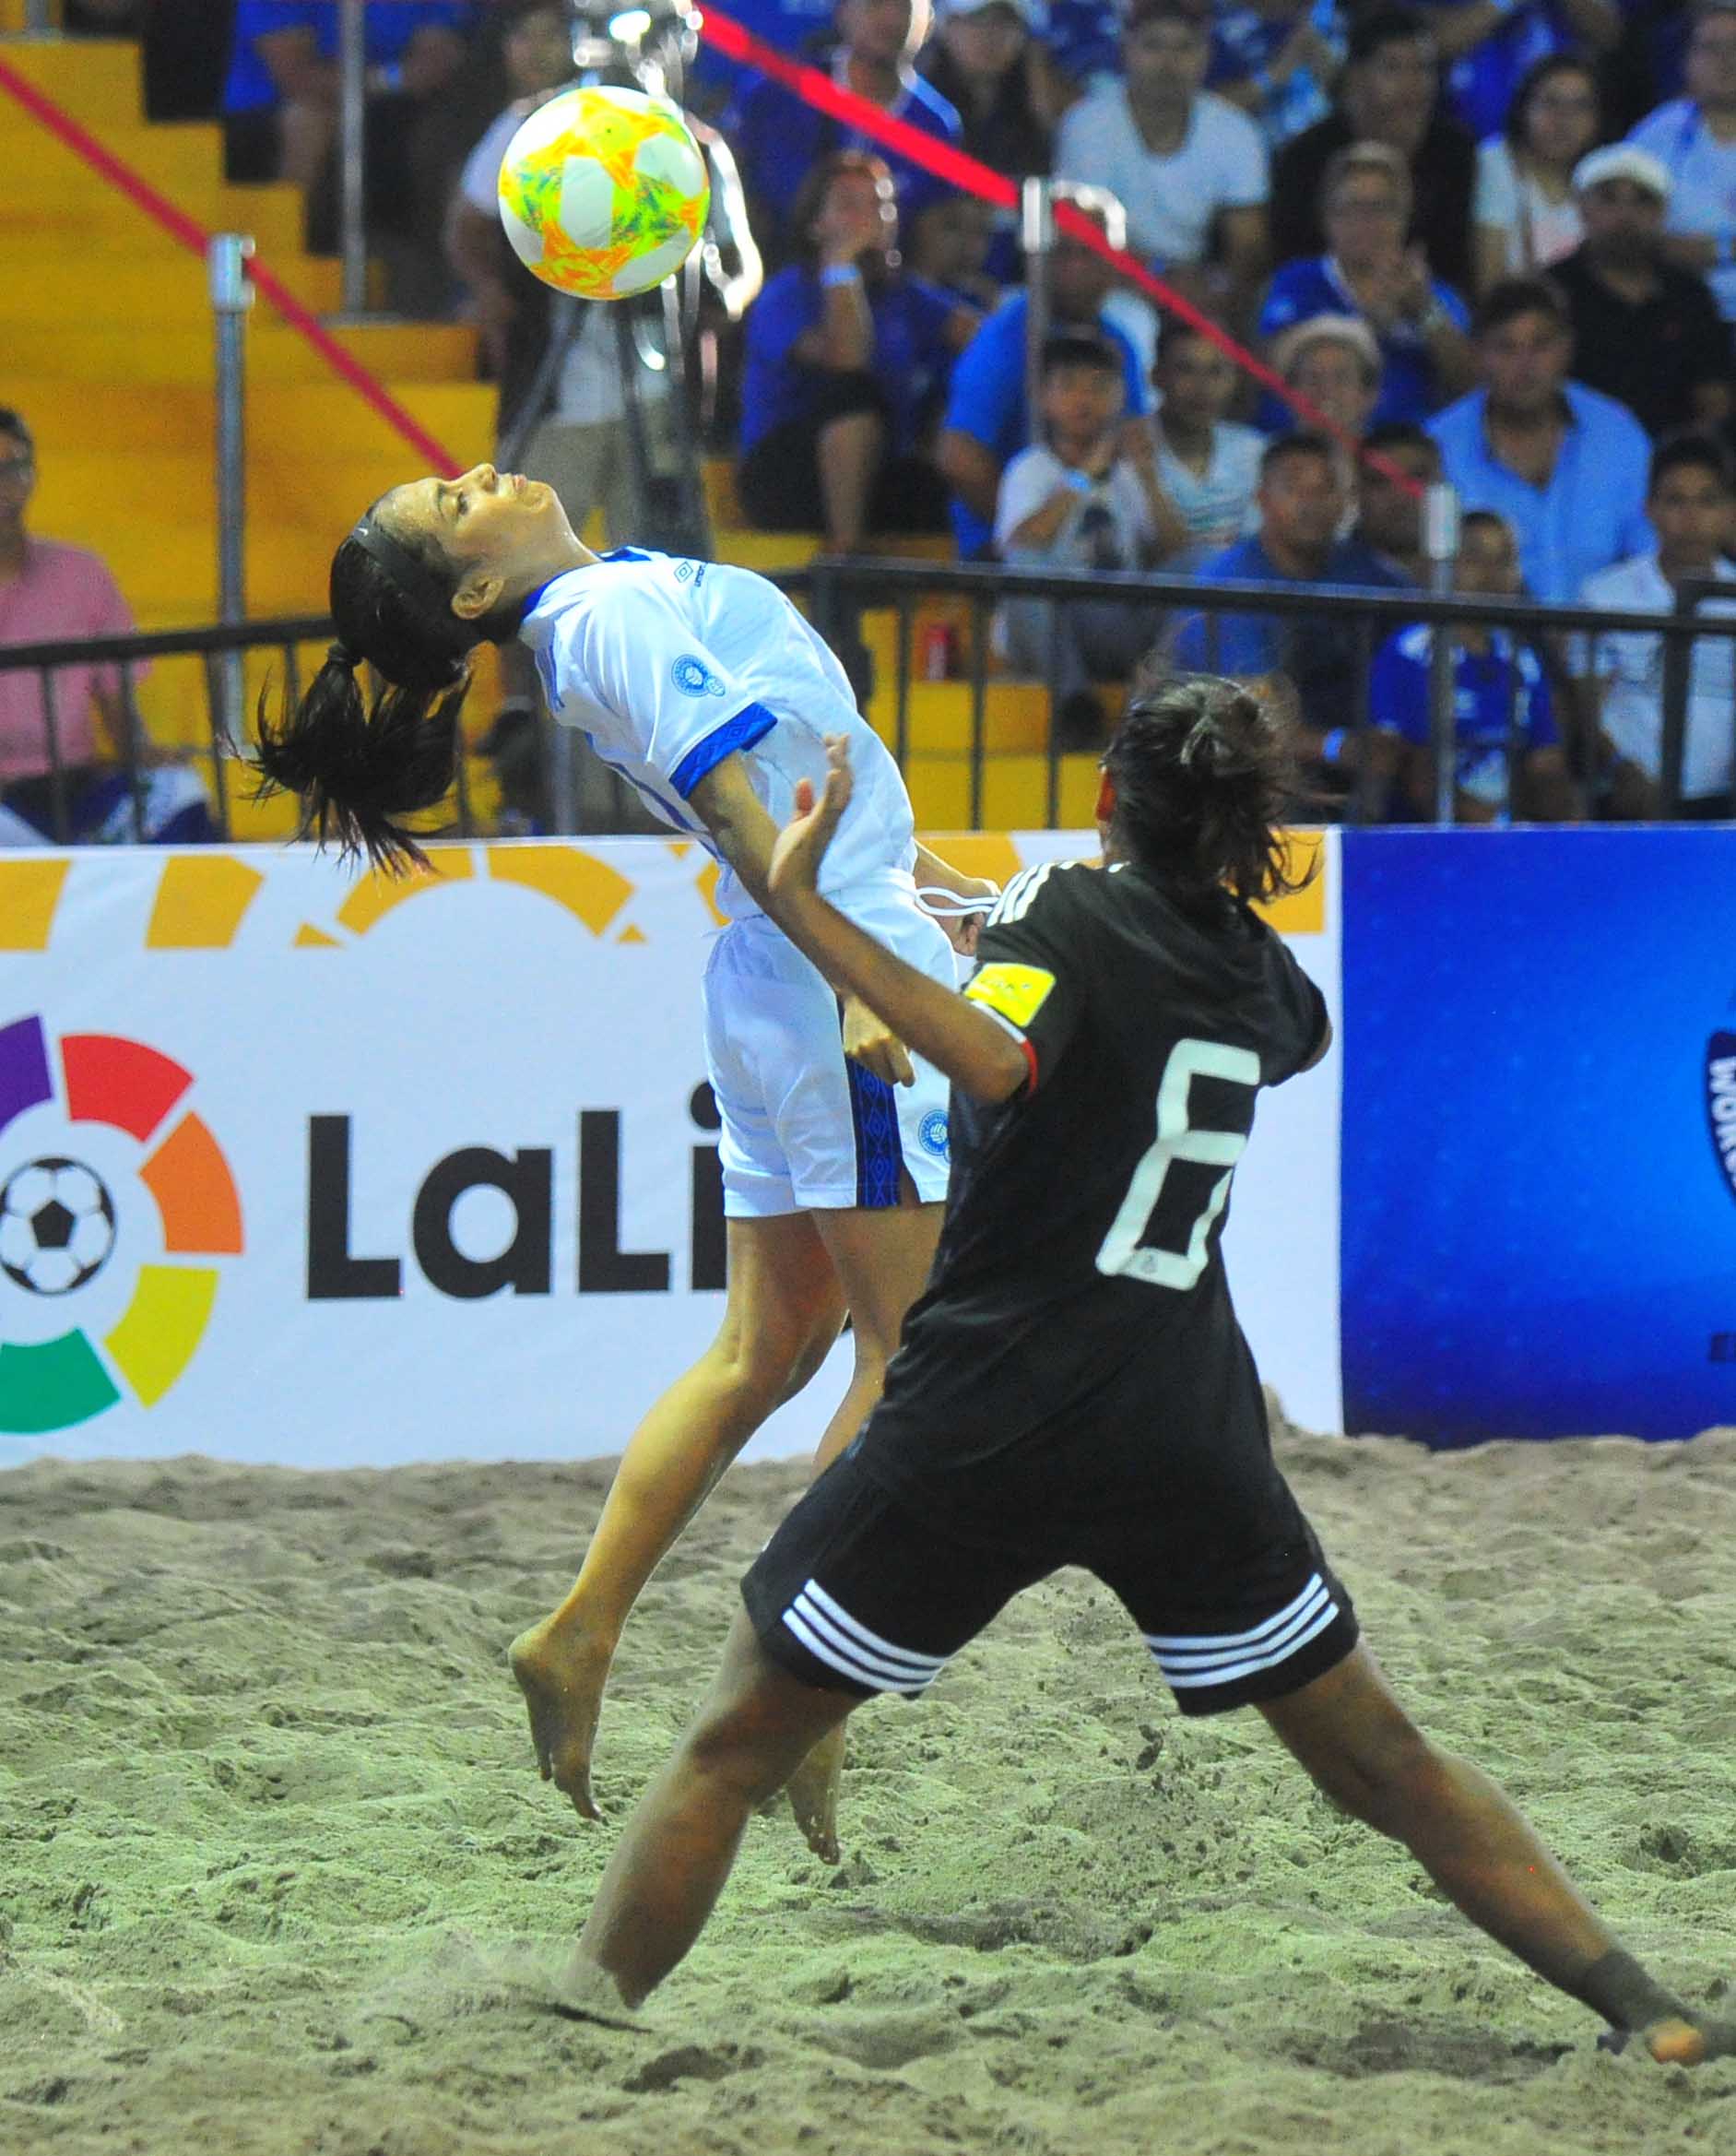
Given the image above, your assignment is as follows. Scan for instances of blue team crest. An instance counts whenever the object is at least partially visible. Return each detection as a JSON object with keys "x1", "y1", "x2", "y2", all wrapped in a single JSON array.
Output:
[
  {"x1": 919, "y1": 1109, "x2": 951, "y2": 1163},
  {"x1": 672, "y1": 653, "x2": 727, "y2": 698}
]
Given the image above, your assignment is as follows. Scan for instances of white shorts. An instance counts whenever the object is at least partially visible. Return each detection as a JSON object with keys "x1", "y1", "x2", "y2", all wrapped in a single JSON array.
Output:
[{"x1": 701, "y1": 896, "x2": 956, "y2": 1217}]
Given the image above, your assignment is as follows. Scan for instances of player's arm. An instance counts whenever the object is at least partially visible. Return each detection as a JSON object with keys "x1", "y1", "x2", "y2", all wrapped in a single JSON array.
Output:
[
  {"x1": 764, "y1": 741, "x2": 1031, "y2": 1105},
  {"x1": 688, "y1": 752, "x2": 916, "y2": 1087},
  {"x1": 912, "y1": 840, "x2": 998, "y2": 955}
]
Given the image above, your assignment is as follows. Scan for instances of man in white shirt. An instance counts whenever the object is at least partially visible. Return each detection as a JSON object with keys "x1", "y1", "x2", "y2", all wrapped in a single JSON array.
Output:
[
  {"x1": 1577, "y1": 431, "x2": 1736, "y2": 815},
  {"x1": 1146, "y1": 321, "x2": 1267, "y2": 551},
  {"x1": 1054, "y1": 0, "x2": 1270, "y2": 326}
]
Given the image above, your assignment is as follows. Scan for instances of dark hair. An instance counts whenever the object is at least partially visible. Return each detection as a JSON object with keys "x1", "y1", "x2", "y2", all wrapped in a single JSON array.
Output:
[
  {"x1": 1103, "y1": 675, "x2": 1314, "y2": 913},
  {"x1": 1041, "y1": 328, "x2": 1121, "y2": 378},
  {"x1": 1345, "y1": 6, "x2": 1431, "y2": 67},
  {"x1": 1125, "y1": 0, "x2": 1205, "y2": 36},
  {"x1": 1259, "y1": 429, "x2": 1337, "y2": 482},
  {"x1": 1648, "y1": 428, "x2": 1734, "y2": 493},
  {"x1": 789, "y1": 150, "x2": 898, "y2": 271},
  {"x1": 1459, "y1": 506, "x2": 1515, "y2": 539},
  {"x1": 1504, "y1": 51, "x2": 1600, "y2": 150},
  {"x1": 0, "y1": 408, "x2": 33, "y2": 456},
  {"x1": 1362, "y1": 418, "x2": 1440, "y2": 466},
  {"x1": 1473, "y1": 274, "x2": 1570, "y2": 339},
  {"x1": 252, "y1": 500, "x2": 515, "y2": 874}
]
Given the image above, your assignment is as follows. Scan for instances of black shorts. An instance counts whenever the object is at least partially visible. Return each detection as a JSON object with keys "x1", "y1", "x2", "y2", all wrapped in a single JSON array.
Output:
[{"x1": 741, "y1": 1439, "x2": 1360, "y2": 1719}]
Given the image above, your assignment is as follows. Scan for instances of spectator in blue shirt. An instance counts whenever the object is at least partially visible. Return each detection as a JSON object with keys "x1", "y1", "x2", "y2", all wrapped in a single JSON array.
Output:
[
  {"x1": 938, "y1": 186, "x2": 1150, "y2": 556},
  {"x1": 223, "y1": 1, "x2": 471, "y2": 188},
  {"x1": 727, "y1": 0, "x2": 964, "y2": 262},
  {"x1": 1208, "y1": 0, "x2": 1345, "y2": 148},
  {"x1": 1372, "y1": 507, "x2": 1578, "y2": 819},
  {"x1": 738, "y1": 152, "x2": 979, "y2": 551},
  {"x1": 1167, "y1": 432, "x2": 1411, "y2": 796},
  {"x1": 1411, "y1": 0, "x2": 1619, "y2": 145},
  {"x1": 1258, "y1": 140, "x2": 1475, "y2": 427},
  {"x1": 1426, "y1": 275, "x2": 1656, "y2": 600}
]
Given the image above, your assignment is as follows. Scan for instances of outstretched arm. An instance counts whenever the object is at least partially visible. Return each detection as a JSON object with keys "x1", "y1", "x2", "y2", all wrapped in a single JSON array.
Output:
[
  {"x1": 765, "y1": 740, "x2": 1030, "y2": 1105},
  {"x1": 689, "y1": 750, "x2": 916, "y2": 1086}
]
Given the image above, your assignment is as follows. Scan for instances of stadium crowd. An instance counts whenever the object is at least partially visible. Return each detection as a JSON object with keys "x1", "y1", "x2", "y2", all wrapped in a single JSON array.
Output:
[{"x1": 6, "y1": 0, "x2": 1734, "y2": 827}]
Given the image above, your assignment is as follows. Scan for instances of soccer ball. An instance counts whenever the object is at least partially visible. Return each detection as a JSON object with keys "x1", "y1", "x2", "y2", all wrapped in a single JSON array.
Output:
[
  {"x1": 497, "y1": 84, "x2": 710, "y2": 301},
  {"x1": 0, "y1": 1157, "x2": 117, "y2": 1297}
]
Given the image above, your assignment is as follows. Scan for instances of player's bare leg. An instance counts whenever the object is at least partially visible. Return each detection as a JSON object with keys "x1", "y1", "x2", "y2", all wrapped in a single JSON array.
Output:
[
  {"x1": 1259, "y1": 1641, "x2": 1736, "y2": 2062},
  {"x1": 511, "y1": 1214, "x2": 844, "y2": 1819},
  {"x1": 781, "y1": 1189, "x2": 943, "y2": 1862},
  {"x1": 815, "y1": 409, "x2": 886, "y2": 555},
  {"x1": 561, "y1": 1610, "x2": 856, "y2": 2011}
]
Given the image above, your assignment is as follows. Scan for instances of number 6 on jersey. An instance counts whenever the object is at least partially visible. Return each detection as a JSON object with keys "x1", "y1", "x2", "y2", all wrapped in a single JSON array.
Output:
[{"x1": 1096, "y1": 1038, "x2": 1261, "y2": 1288}]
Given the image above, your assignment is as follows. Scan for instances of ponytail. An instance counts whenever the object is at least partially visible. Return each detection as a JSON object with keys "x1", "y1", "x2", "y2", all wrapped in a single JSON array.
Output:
[
  {"x1": 251, "y1": 511, "x2": 509, "y2": 875},
  {"x1": 1104, "y1": 674, "x2": 1314, "y2": 912}
]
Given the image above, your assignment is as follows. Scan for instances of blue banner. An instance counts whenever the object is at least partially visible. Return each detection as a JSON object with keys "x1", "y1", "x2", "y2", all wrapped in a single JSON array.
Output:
[{"x1": 1341, "y1": 828, "x2": 1736, "y2": 1445}]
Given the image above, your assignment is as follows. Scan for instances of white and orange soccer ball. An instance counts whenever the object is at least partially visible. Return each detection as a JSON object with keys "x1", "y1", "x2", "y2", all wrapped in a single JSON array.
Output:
[{"x1": 496, "y1": 84, "x2": 710, "y2": 302}]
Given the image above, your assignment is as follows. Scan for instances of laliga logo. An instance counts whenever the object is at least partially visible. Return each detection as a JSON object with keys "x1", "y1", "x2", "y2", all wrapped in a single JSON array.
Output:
[{"x1": 0, "y1": 1017, "x2": 242, "y2": 1436}]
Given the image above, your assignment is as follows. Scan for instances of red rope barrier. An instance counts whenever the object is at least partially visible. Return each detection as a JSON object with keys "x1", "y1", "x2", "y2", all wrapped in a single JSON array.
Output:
[
  {"x1": 696, "y1": 6, "x2": 1425, "y2": 497},
  {"x1": 0, "y1": 53, "x2": 464, "y2": 477}
]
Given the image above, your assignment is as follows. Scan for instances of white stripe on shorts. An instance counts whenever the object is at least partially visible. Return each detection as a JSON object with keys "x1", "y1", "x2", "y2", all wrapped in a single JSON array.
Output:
[
  {"x1": 1144, "y1": 1574, "x2": 1340, "y2": 1690},
  {"x1": 782, "y1": 1579, "x2": 947, "y2": 1696}
]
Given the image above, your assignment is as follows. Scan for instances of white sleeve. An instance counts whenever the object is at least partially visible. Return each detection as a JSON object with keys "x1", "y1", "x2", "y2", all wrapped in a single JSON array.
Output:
[
  {"x1": 460, "y1": 110, "x2": 519, "y2": 214},
  {"x1": 996, "y1": 448, "x2": 1068, "y2": 545},
  {"x1": 1473, "y1": 140, "x2": 1515, "y2": 229},
  {"x1": 1219, "y1": 103, "x2": 1270, "y2": 207},
  {"x1": 549, "y1": 578, "x2": 779, "y2": 797}
]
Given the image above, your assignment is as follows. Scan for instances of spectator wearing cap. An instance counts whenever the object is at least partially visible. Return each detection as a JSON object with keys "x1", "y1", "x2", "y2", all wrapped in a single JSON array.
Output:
[
  {"x1": 0, "y1": 412, "x2": 210, "y2": 847},
  {"x1": 1407, "y1": 0, "x2": 1618, "y2": 147},
  {"x1": 1271, "y1": 9, "x2": 1478, "y2": 292},
  {"x1": 1207, "y1": 0, "x2": 1344, "y2": 148},
  {"x1": 1258, "y1": 141, "x2": 1475, "y2": 428},
  {"x1": 1577, "y1": 430, "x2": 1736, "y2": 816},
  {"x1": 1627, "y1": 0, "x2": 1736, "y2": 322},
  {"x1": 1055, "y1": 0, "x2": 1270, "y2": 327},
  {"x1": 1271, "y1": 314, "x2": 1384, "y2": 508},
  {"x1": 728, "y1": 0, "x2": 963, "y2": 261},
  {"x1": 1472, "y1": 53, "x2": 1600, "y2": 292},
  {"x1": 1550, "y1": 145, "x2": 1733, "y2": 437},
  {"x1": 917, "y1": 0, "x2": 1070, "y2": 178},
  {"x1": 937, "y1": 186, "x2": 1151, "y2": 556},
  {"x1": 1426, "y1": 275, "x2": 1654, "y2": 599}
]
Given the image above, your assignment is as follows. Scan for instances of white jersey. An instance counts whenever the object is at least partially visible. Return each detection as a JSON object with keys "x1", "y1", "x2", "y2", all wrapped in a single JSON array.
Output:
[{"x1": 519, "y1": 550, "x2": 917, "y2": 921}]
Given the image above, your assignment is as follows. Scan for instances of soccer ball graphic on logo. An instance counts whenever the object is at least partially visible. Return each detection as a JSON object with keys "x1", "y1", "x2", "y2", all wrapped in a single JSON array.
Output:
[
  {"x1": 497, "y1": 84, "x2": 710, "y2": 300},
  {"x1": 0, "y1": 1157, "x2": 117, "y2": 1297}
]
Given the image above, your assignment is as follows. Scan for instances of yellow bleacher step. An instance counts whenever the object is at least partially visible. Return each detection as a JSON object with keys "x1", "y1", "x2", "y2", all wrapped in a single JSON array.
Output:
[
  {"x1": 904, "y1": 752, "x2": 1103, "y2": 830},
  {"x1": 7, "y1": 381, "x2": 494, "y2": 458},
  {"x1": 0, "y1": 121, "x2": 222, "y2": 193},
  {"x1": 1, "y1": 320, "x2": 477, "y2": 385},
  {"x1": 0, "y1": 251, "x2": 342, "y2": 318},
  {"x1": 0, "y1": 185, "x2": 308, "y2": 257},
  {"x1": 867, "y1": 681, "x2": 1052, "y2": 756}
]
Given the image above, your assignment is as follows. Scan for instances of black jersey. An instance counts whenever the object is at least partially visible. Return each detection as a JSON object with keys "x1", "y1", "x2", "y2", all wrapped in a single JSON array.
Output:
[{"x1": 857, "y1": 856, "x2": 1328, "y2": 1535}]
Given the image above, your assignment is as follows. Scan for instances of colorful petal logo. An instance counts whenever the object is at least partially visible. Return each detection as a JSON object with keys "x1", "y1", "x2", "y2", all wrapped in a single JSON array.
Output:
[{"x1": 0, "y1": 1018, "x2": 242, "y2": 1434}]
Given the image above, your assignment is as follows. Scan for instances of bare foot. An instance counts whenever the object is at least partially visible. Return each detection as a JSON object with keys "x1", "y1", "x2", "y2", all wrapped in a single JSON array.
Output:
[
  {"x1": 1644, "y1": 2014, "x2": 1736, "y2": 2066},
  {"x1": 508, "y1": 1616, "x2": 616, "y2": 1822},
  {"x1": 785, "y1": 1726, "x2": 844, "y2": 1865}
]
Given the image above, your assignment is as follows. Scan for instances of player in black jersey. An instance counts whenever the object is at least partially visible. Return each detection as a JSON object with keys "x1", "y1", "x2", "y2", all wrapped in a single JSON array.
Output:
[{"x1": 555, "y1": 679, "x2": 1733, "y2": 2067}]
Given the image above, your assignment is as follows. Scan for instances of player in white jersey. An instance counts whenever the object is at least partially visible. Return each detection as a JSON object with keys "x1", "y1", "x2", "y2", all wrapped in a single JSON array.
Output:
[{"x1": 254, "y1": 464, "x2": 995, "y2": 1851}]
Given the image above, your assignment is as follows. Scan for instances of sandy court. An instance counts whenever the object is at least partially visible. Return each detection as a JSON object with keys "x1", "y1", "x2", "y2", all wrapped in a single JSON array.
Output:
[{"x1": 2, "y1": 1418, "x2": 1735, "y2": 2156}]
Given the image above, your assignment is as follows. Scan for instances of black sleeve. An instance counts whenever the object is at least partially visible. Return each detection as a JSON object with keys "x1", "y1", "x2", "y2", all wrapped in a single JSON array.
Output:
[
  {"x1": 1265, "y1": 933, "x2": 1330, "y2": 1085},
  {"x1": 1683, "y1": 280, "x2": 1734, "y2": 389},
  {"x1": 1270, "y1": 127, "x2": 1329, "y2": 267},
  {"x1": 963, "y1": 863, "x2": 1093, "y2": 1093}
]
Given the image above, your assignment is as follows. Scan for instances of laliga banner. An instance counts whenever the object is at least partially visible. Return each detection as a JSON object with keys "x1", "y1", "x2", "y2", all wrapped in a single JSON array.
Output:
[{"x1": 0, "y1": 834, "x2": 1342, "y2": 1469}]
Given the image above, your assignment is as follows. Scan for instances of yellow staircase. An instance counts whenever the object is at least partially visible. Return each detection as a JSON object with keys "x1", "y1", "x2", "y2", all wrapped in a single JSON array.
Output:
[
  {"x1": 0, "y1": 30, "x2": 1083, "y2": 834},
  {"x1": 0, "y1": 34, "x2": 499, "y2": 836}
]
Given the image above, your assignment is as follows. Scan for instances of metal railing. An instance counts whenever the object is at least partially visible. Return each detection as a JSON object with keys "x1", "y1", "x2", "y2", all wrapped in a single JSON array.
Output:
[
  {"x1": 0, "y1": 571, "x2": 1729, "y2": 846},
  {"x1": 796, "y1": 560, "x2": 1736, "y2": 826}
]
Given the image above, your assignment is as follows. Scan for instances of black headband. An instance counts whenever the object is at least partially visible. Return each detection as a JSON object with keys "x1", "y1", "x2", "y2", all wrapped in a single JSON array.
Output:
[{"x1": 348, "y1": 513, "x2": 468, "y2": 643}]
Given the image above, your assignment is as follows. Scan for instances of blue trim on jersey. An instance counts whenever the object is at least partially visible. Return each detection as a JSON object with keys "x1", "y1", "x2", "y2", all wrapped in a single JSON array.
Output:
[
  {"x1": 669, "y1": 702, "x2": 778, "y2": 799},
  {"x1": 601, "y1": 546, "x2": 657, "y2": 562},
  {"x1": 846, "y1": 1057, "x2": 906, "y2": 1209}
]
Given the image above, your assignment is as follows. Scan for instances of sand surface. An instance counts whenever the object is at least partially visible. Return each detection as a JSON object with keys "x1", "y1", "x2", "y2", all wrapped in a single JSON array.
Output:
[{"x1": 3, "y1": 1419, "x2": 1736, "y2": 2156}]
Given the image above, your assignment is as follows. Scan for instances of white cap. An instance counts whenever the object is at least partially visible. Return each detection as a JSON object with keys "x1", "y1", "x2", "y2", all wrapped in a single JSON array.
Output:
[{"x1": 1572, "y1": 145, "x2": 1671, "y2": 201}]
